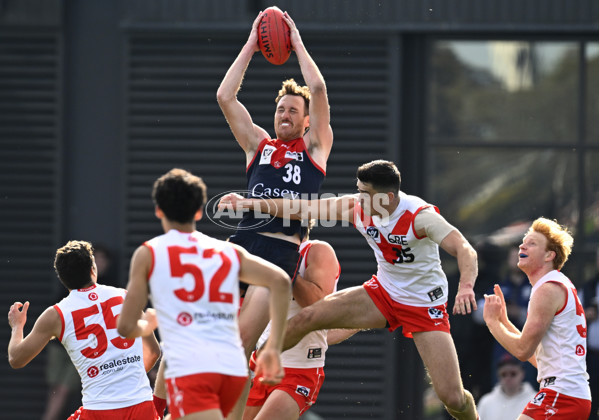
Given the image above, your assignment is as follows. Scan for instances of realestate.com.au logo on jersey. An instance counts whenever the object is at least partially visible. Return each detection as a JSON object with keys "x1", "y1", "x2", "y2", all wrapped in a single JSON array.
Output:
[
  {"x1": 87, "y1": 355, "x2": 142, "y2": 378},
  {"x1": 205, "y1": 190, "x2": 392, "y2": 230}
]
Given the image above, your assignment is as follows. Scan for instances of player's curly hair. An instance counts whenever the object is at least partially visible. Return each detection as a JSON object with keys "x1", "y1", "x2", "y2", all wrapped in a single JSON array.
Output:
[
  {"x1": 54, "y1": 240, "x2": 95, "y2": 290},
  {"x1": 275, "y1": 79, "x2": 310, "y2": 115},
  {"x1": 152, "y1": 168, "x2": 207, "y2": 224},
  {"x1": 529, "y1": 217, "x2": 573, "y2": 270}
]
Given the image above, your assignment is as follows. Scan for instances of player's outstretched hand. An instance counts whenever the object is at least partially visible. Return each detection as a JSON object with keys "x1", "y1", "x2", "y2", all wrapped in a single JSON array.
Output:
[
  {"x1": 8, "y1": 301, "x2": 29, "y2": 330},
  {"x1": 217, "y1": 193, "x2": 246, "y2": 211},
  {"x1": 452, "y1": 285, "x2": 477, "y2": 315},
  {"x1": 483, "y1": 284, "x2": 508, "y2": 325},
  {"x1": 254, "y1": 348, "x2": 285, "y2": 386}
]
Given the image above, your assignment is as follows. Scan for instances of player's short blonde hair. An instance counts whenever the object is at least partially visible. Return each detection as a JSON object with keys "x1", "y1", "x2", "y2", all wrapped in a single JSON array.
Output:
[
  {"x1": 275, "y1": 79, "x2": 310, "y2": 115},
  {"x1": 528, "y1": 217, "x2": 573, "y2": 270}
]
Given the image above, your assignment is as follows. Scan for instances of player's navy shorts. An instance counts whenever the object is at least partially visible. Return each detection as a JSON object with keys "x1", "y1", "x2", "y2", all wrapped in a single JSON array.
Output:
[{"x1": 228, "y1": 230, "x2": 300, "y2": 292}]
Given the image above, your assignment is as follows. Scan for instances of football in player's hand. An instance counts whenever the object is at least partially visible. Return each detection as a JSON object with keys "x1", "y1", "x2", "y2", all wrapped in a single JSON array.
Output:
[{"x1": 258, "y1": 7, "x2": 291, "y2": 65}]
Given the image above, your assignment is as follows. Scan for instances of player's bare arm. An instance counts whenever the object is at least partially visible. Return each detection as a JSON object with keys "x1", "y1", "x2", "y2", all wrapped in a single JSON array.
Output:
[
  {"x1": 293, "y1": 241, "x2": 338, "y2": 307},
  {"x1": 8, "y1": 302, "x2": 61, "y2": 369},
  {"x1": 117, "y1": 245, "x2": 154, "y2": 338},
  {"x1": 281, "y1": 12, "x2": 333, "y2": 168},
  {"x1": 216, "y1": 12, "x2": 270, "y2": 159},
  {"x1": 438, "y1": 229, "x2": 478, "y2": 315},
  {"x1": 141, "y1": 312, "x2": 161, "y2": 372},
  {"x1": 485, "y1": 282, "x2": 564, "y2": 364},
  {"x1": 218, "y1": 193, "x2": 357, "y2": 225}
]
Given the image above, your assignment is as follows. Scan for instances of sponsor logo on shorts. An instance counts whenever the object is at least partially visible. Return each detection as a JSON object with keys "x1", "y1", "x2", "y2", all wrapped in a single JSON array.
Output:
[
  {"x1": 296, "y1": 385, "x2": 310, "y2": 398},
  {"x1": 366, "y1": 226, "x2": 380, "y2": 243},
  {"x1": 88, "y1": 292, "x2": 98, "y2": 301},
  {"x1": 365, "y1": 278, "x2": 379, "y2": 289},
  {"x1": 428, "y1": 307, "x2": 444, "y2": 320}
]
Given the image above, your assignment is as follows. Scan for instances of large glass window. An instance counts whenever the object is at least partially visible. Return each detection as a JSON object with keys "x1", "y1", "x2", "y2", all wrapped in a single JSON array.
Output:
[
  {"x1": 429, "y1": 41, "x2": 578, "y2": 145},
  {"x1": 427, "y1": 39, "x2": 598, "y2": 282},
  {"x1": 429, "y1": 148, "x2": 578, "y2": 240},
  {"x1": 585, "y1": 152, "x2": 599, "y2": 242}
]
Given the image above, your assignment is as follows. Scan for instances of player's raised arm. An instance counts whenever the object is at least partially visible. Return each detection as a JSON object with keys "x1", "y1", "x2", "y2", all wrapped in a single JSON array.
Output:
[
  {"x1": 8, "y1": 303, "x2": 60, "y2": 369},
  {"x1": 216, "y1": 11, "x2": 270, "y2": 158},
  {"x1": 282, "y1": 12, "x2": 333, "y2": 165},
  {"x1": 117, "y1": 245, "x2": 154, "y2": 338}
]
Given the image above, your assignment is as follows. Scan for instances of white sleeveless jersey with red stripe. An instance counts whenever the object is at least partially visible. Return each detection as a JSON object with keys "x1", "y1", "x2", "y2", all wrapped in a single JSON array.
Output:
[
  {"x1": 531, "y1": 270, "x2": 591, "y2": 400},
  {"x1": 53, "y1": 284, "x2": 152, "y2": 410},
  {"x1": 353, "y1": 192, "x2": 448, "y2": 307},
  {"x1": 257, "y1": 240, "x2": 340, "y2": 368},
  {"x1": 144, "y1": 229, "x2": 246, "y2": 379}
]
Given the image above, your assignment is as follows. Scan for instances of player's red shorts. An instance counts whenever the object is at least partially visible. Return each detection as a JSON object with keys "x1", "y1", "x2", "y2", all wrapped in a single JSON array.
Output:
[
  {"x1": 247, "y1": 366, "x2": 324, "y2": 415},
  {"x1": 67, "y1": 400, "x2": 160, "y2": 420},
  {"x1": 363, "y1": 276, "x2": 450, "y2": 337},
  {"x1": 166, "y1": 372, "x2": 247, "y2": 420},
  {"x1": 522, "y1": 388, "x2": 591, "y2": 419}
]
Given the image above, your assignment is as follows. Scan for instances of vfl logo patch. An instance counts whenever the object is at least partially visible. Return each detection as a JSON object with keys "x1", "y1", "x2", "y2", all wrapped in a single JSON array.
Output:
[
  {"x1": 366, "y1": 226, "x2": 380, "y2": 243},
  {"x1": 284, "y1": 151, "x2": 303, "y2": 161},
  {"x1": 259, "y1": 146, "x2": 276, "y2": 165},
  {"x1": 428, "y1": 307, "x2": 444, "y2": 320},
  {"x1": 532, "y1": 392, "x2": 546, "y2": 406},
  {"x1": 296, "y1": 385, "x2": 310, "y2": 398}
]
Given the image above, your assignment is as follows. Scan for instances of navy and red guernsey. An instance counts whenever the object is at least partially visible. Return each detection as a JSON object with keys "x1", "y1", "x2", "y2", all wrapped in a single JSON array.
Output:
[{"x1": 239, "y1": 137, "x2": 325, "y2": 238}]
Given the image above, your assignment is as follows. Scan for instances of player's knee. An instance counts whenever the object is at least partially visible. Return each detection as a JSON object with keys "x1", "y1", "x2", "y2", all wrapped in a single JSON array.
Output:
[{"x1": 239, "y1": 329, "x2": 258, "y2": 357}]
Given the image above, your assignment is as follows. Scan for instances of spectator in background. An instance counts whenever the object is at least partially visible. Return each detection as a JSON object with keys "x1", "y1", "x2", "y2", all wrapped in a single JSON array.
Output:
[
  {"x1": 41, "y1": 243, "x2": 119, "y2": 420},
  {"x1": 477, "y1": 354, "x2": 536, "y2": 420},
  {"x1": 582, "y1": 248, "x2": 599, "y2": 420},
  {"x1": 92, "y1": 244, "x2": 120, "y2": 288}
]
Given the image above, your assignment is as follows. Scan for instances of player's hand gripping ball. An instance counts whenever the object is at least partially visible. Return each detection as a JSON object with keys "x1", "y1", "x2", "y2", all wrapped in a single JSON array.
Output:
[{"x1": 258, "y1": 6, "x2": 291, "y2": 65}]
